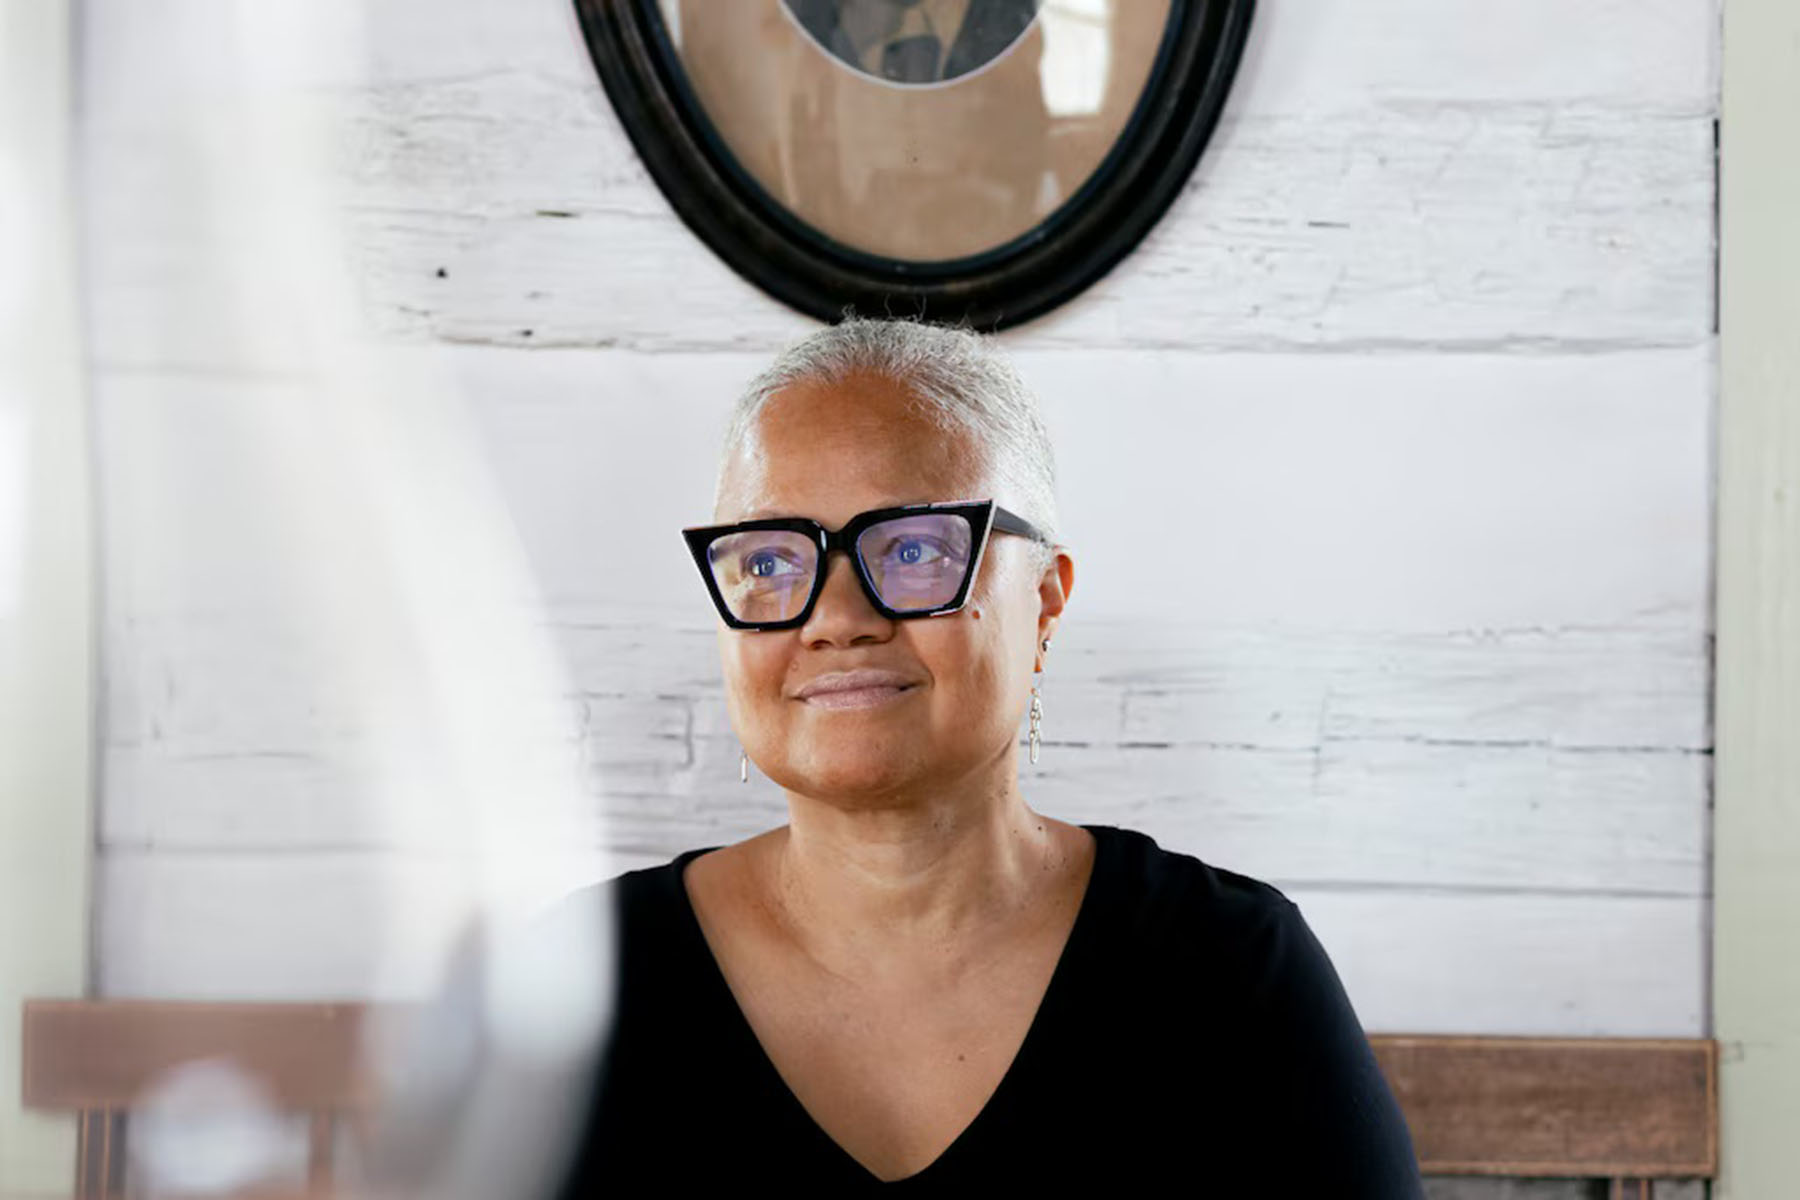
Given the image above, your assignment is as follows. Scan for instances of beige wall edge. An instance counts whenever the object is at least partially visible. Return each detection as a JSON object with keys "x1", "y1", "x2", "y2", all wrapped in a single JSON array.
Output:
[
  {"x1": 1715, "y1": 0, "x2": 1800, "y2": 1194},
  {"x1": 0, "y1": 0, "x2": 92, "y2": 1194}
]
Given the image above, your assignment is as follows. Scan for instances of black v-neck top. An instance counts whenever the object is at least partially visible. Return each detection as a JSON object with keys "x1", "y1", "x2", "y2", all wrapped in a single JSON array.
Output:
[{"x1": 557, "y1": 824, "x2": 1425, "y2": 1194}]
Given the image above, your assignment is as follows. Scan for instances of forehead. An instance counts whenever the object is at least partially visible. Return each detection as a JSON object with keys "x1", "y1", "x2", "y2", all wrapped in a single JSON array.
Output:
[{"x1": 717, "y1": 372, "x2": 995, "y2": 523}]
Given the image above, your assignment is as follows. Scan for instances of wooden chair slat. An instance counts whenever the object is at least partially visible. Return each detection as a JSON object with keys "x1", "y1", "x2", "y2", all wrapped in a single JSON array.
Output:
[
  {"x1": 23, "y1": 1000, "x2": 369, "y2": 1111},
  {"x1": 1370, "y1": 1035, "x2": 1717, "y2": 1177}
]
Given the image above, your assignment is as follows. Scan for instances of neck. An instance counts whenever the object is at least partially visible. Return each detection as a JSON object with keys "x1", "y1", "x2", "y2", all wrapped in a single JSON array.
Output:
[{"x1": 762, "y1": 757, "x2": 1073, "y2": 981}]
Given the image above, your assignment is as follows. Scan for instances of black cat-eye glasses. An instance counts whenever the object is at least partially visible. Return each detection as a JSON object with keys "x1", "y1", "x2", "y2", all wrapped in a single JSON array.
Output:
[{"x1": 682, "y1": 499, "x2": 1050, "y2": 631}]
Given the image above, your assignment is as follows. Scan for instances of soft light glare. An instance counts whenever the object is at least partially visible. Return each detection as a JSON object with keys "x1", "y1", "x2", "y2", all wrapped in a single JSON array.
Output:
[
  {"x1": 89, "y1": 2, "x2": 619, "y2": 1193},
  {"x1": 1039, "y1": 0, "x2": 1112, "y2": 117},
  {"x1": 129, "y1": 1059, "x2": 296, "y2": 1196}
]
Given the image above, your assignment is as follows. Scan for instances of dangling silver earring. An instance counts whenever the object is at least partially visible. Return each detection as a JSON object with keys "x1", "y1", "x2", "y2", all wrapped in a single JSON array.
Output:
[
  {"x1": 1028, "y1": 636, "x2": 1049, "y2": 764},
  {"x1": 739, "y1": 746, "x2": 749, "y2": 784},
  {"x1": 1028, "y1": 679, "x2": 1044, "y2": 764}
]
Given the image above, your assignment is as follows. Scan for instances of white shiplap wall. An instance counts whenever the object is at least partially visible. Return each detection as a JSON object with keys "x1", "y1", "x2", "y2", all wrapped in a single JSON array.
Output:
[{"x1": 82, "y1": 0, "x2": 1717, "y2": 1037}]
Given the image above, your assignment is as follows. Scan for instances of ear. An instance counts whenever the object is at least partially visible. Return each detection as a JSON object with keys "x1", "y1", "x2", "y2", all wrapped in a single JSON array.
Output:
[{"x1": 1034, "y1": 545, "x2": 1074, "y2": 674}]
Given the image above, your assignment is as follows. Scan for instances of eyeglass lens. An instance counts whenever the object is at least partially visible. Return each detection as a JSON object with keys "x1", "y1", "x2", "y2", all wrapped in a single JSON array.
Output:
[{"x1": 706, "y1": 513, "x2": 976, "y2": 623}]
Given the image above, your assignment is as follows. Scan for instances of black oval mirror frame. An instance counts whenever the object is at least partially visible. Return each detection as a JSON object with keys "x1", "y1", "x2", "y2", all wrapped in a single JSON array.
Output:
[{"x1": 572, "y1": 0, "x2": 1256, "y2": 332}]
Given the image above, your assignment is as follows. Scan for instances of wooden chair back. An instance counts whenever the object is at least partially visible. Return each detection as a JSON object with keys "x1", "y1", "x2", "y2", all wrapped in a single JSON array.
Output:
[
  {"x1": 24, "y1": 1000, "x2": 1717, "y2": 1198},
  {"x1": 22, "y1": 1001, "x2": 368, "y2": 1199},
  {"x1": 1370, "y1": 1035, "x2": 1717, "y2": 1195}
]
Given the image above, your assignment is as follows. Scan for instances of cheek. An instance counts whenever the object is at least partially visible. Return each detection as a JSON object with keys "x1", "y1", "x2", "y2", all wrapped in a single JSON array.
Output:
[
  {"x1": 967, "y1": 575, "x2": 1038, "y2": 679},
  {"x1": 923, "y1": 623, "x2": 1016, "y2": 714},
  {"x1": 723, "y1": 638, "x2": 792, "y2": 714}
]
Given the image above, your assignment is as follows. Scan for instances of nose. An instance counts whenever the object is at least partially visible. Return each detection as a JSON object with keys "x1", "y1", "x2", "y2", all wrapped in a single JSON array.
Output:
[{"x1": 799, "y1": 549, "x2": 892, "y2": 647}]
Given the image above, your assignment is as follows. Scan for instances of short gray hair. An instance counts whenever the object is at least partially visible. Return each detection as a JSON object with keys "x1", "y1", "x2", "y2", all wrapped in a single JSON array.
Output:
[{"x1": 717, "y1": 315, "x2": 1060, "y2": 573}]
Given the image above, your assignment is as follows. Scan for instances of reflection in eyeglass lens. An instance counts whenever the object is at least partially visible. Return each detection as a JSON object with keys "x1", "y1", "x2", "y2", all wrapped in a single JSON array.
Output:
[
  {"x1": 856, "y1": 514, "x2": 974, "y2": 610},
  {"x1": 709, "y1": 529, "x2": 820, "y2": 622}
]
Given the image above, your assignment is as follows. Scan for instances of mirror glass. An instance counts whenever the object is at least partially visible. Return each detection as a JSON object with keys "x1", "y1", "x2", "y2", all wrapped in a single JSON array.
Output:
[{"x1": 651, "y1": 0, "x2": 1173, "y2": 262}]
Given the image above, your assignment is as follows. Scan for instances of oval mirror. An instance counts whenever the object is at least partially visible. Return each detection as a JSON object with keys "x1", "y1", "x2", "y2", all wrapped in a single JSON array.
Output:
[{"x1": 574, "y1": 0, "x2": 1254, "y2": 330}]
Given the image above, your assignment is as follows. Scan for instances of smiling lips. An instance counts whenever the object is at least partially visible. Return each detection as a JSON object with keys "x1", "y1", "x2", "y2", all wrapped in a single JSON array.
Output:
[{"x1": 792, "y1": 669, "x2": 920, "y2": 710}]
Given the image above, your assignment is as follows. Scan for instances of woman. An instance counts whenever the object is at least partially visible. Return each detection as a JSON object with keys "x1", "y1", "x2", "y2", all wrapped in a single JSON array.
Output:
[{"x1": 568, "y1": 317, "x2": 1424, "y2": 1193}]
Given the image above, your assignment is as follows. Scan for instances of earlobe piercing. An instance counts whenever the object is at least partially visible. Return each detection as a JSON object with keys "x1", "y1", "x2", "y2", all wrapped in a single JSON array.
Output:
[{"x1": 740, "y1": 747, "x2": 749, "y2": 783}]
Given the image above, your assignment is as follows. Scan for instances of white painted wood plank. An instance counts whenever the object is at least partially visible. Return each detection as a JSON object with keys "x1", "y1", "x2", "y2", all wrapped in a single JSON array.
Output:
[
  {"x1": 318, "y1": 103, "x2": 1711, "y2": 356},
  {"x1": 82, "y1": 0, "x2": 1718, "y2": 114},
  {"x1": 1046, "y1": 622, "x2": 1711, "y2": 752},
  {"x1": 1026, "y1": 347, "x2": 1715, "y2": 630},
  {"x1": 1291, "y1": 888, "x2": 1707, "y2": 1036},
  {"x1": 1313, "y1": 631, "x2": 1712, "y2": 751},
  {"x1": 80, "y1": 89, "x2": 1711, "y2": 370},
  {"x1": 98, "y1": 849, "x2": 642, "y2": 1002},
  {"x1": 1038, "y1": 106, "x2": 1712, "y2": 352},
  {"x1": 96, "y1": 850, "x2": 1705, "y2": 1036},
  {"x1": 1009, "y1": 740, "x2": 1701, "y2": 898},
  {"x1": 1236, "y1": 0, "x2": 1717, "y2": 114},
  {"x1": 98, "y1": 851, "x2": 490, "y2": 1000},
  {"x1": 588, "y1": 738, "x2": 1707, "y2": 897}
]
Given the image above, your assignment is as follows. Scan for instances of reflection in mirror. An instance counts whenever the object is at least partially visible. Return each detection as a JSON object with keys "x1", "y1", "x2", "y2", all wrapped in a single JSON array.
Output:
[{"x1": 652, "y1": 0, "x2": 1169, "y2": 261}]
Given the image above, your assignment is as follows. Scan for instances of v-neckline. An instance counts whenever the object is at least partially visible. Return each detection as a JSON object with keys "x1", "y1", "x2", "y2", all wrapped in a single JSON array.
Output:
[{"x1": 668, "y1": 823, "x2": 1113, "y2": 1186}]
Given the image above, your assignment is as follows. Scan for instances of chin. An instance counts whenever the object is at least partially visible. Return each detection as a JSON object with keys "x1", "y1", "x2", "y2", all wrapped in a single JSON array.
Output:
[{"x1": 783, "y1": 753, "x2": 928, "y2": 805}]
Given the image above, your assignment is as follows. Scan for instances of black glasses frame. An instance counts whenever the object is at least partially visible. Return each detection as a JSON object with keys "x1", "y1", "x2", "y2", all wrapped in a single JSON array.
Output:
[{"x1": 682, "y1": 499, "x2": 1049, "y2": 631}]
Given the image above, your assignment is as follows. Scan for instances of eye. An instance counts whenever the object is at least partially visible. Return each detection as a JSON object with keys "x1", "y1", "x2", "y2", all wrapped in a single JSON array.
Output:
[
  {"x1": 887, "y1": 536, "x2": 948, "y2": 567},
  {"x1": 744, "y1": 548, "x2": 805, "y2": 579}
]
